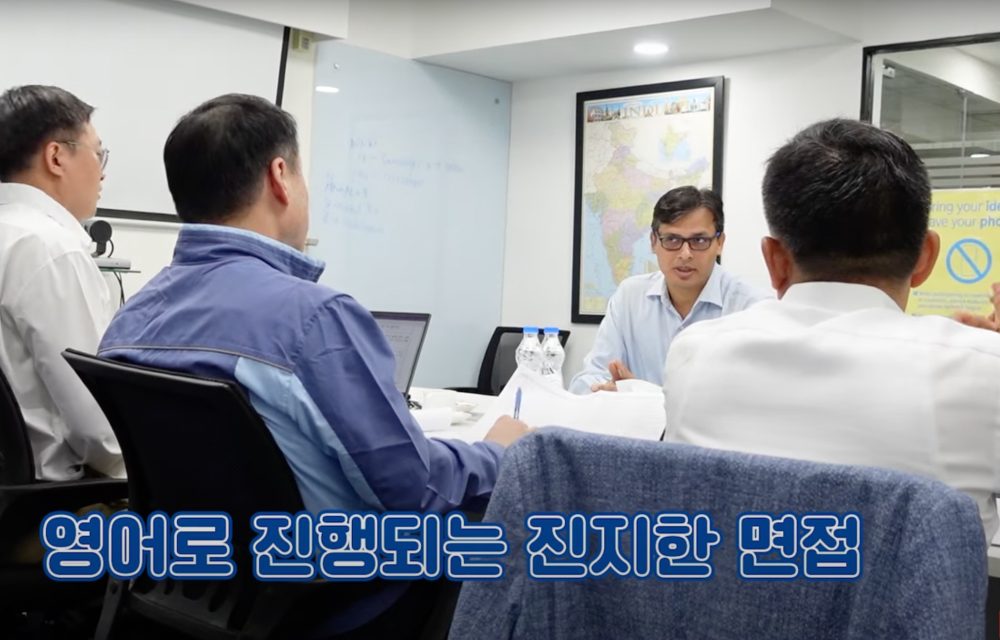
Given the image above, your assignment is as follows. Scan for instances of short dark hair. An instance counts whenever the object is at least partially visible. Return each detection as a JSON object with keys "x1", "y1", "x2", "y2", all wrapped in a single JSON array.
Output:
[
  {"x1": 762, "y1": 118, "x2": 931, "y2": 281},
  {"x1": 651, "y1": 186, "x2": 724, "y2": 234},
  {"x1": 164, "y1": 94, "x2": 299, "y2": 223},
  {"x1": 0, "y1": 85, "x2": 94, "y2": 181}
]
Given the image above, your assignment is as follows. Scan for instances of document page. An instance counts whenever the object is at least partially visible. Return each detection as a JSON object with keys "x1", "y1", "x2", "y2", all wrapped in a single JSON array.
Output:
[{"x1": 473, "y1": 369, "x2": 666, "y2": 441}]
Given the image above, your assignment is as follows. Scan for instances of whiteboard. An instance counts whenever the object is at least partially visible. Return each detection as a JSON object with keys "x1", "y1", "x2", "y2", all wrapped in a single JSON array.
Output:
[
  {"x1": 309, "y1": 41, "x2": 512, "y2": 388},
  {"x1": 0, "y1": 0, "x2": 285, "y2": 215}
]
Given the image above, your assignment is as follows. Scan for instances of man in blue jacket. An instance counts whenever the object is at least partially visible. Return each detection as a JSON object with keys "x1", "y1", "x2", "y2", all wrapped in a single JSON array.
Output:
[{"x1": 99, "y1": 94, "x2": 528, "y2": 637}]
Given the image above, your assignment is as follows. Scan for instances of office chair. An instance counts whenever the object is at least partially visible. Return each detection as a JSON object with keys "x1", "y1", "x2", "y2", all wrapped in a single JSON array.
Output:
[
  {"x1": 63, "y1": 349, "x2": 373, "y2": 640},
  {"x1": 451, "y1": 428, "x2": 987, "y2": 640},
  {"x1": 0, "y1": 363, "x2": 126, "y2": 619},
  {"x1": 450, "y1": 326, "x2": 570, "y2": 395}
]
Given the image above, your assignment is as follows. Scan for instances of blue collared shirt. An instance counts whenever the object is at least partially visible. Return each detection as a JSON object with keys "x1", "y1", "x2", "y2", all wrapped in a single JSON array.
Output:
[
  {"x1": 100, "y1": 224, "x2": 505, "y2": 632},
  {"x1": 101, "y1": 223, "x2": 504, "y2": 512},
  {"x1": 568, "y1": 266, "x2": 770, "y2": 393}
]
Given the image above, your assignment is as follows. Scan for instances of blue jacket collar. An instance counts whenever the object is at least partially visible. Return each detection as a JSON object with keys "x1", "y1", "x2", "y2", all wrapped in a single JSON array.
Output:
[{"x1": 172, "y1": 224, "x2": 325, "y2": 282}]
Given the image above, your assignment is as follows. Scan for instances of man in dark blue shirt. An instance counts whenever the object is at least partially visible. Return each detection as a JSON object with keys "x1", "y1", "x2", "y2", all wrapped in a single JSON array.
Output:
[{"x1": 100, "y1": 93, "x2": 528, "y2": 637}]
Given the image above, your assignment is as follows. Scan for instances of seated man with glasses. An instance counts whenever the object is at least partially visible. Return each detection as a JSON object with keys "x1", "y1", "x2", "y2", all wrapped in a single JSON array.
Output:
[
  {"x1": 569, "y1": 185, "x2": 769, "y2": 393},
  {"x1": 0, "y1": 84, "x2": 123, "y2": 480}
]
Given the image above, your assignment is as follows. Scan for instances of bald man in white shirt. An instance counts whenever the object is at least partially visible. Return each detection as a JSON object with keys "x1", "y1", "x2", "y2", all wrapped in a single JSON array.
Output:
[
  {"x1": 0, "y1": 85, "x2": 123, "y2": 480},
  {"x1": 663, "y1": 118, "x2": 1000, "y2": 541}
]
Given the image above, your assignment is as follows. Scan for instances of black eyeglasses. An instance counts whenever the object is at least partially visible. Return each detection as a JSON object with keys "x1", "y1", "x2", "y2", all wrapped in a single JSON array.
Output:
[
  {"x1": 57, "y1": 140, "x2": 110, "y2": 171},
  {"x1": 655, "y1": 232, "x2": 720, "y2": 252}
]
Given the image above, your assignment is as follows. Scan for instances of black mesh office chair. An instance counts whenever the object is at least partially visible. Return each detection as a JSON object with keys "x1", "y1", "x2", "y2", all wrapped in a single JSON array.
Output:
[
  {"x1": 450, "y1": 327, "x2": 570, "y2": 396},
  {"x1": 0, "y1": 363, "x2": 126, "y2": 620},
  {"x1": 62, "y1": 349, "x2": 372, "y2": 640},
  {"x1": 0, "y1": 363, "x2": 33, "y2": 486}
]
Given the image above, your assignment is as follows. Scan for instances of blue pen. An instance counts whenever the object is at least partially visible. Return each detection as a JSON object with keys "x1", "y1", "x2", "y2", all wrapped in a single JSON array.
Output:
[{"x1": 513, "y1": 387, "x2": 523, "y2": 420}]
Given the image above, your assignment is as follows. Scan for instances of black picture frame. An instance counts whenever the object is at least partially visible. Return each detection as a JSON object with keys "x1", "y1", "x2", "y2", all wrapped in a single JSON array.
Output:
[{"x1": 571, "y1": 76, "x2": 725, "y2": 324}]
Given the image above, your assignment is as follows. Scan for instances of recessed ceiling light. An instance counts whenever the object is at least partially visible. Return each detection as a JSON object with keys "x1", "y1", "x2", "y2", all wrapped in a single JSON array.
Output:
[
  {"x1": 634, "y1": 42, "x2": 669, "y2": 56},
  {"x1": 970, "y1": 152, "x2": 991, "y2": 158},
  {"x1": 315, "y1": 86, "x2": 340, "y2": 94}
]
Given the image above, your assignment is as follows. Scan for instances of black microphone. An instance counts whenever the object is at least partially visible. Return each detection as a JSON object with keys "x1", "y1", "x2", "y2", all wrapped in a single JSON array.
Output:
[{"x1": 83, "y1": 219, "x2": 112, "y2": 257}]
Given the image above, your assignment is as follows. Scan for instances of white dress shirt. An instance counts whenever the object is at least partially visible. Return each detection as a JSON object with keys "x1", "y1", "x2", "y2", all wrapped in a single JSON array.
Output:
[
  {"x1": 663, "y1": 281, "x2": 1000, "y2": 540},
  {"x1": 569, "y1": 266, "x2": 769, "y2": 393},
  {"x1": 0, "y1": 183, "x2": 124, "y2": 480}
]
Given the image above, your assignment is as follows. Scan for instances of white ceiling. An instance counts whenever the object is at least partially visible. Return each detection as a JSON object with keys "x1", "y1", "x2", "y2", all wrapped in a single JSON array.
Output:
[
  {"x1": 417, "y1": 7, "x2": 853, "y2": 82},
  {"x1": 963, "y1": 41, "x2": 1000, "y2": 68}
]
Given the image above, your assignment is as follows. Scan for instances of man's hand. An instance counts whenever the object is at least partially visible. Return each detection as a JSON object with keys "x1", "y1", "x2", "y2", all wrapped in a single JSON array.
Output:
[
  {"x1": 953, "y1": 283, "x2": 1000, "y2": 332},
  {"x1": 589, "y1": 360, "x2": 635, "y2": 392},
  {"x1": 484, "y1": 415, "x2": 531, "y2": 447}
]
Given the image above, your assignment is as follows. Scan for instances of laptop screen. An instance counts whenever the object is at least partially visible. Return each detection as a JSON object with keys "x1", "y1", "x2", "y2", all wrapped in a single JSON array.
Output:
[{"x1": 371, "y1": 311, "x2": 431, "y2": 394}]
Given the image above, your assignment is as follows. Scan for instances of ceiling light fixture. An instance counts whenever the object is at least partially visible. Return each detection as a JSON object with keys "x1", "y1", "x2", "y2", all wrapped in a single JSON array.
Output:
[
  {"x1": 315, "y1": 86, "x2": 340, "y2": 94},
  {"x1": 970, "y1": 152, "x2": 991, "y2": 158},
  {"x1": 634, "y1": 42, "x2": 669, "y2": 56}
]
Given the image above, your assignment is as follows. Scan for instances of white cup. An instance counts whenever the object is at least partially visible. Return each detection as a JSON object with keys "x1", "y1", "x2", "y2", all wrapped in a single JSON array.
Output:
[{"x1": 422, "y1": 389, "x2": 458, "y2": 409}]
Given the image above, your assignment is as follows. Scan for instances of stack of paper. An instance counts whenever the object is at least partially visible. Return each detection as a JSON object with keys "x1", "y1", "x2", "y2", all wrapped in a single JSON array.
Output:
[{"x1": 472, "y1": 369, "x2": 666, "y2": 441}]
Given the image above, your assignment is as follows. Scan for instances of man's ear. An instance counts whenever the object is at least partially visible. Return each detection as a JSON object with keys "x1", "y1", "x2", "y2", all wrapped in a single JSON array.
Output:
[
  {"x1": 715, "y1": 231, "x2": 726, "y2": 265},
  {"x1": 42, "y1": 142, "x2": 66, "y2": 177},
  {"x1": 910, "y1": 230, "x2": 940, "y2": 289},
  {"x1": 761, "y1": 236, "x2": 793, "y2": 296},
  {"x1": 266, "y1": 157, "x2": 291, "y2": 206}
]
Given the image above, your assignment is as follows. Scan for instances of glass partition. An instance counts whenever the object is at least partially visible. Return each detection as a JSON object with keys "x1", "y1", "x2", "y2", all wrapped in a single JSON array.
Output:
[
  {"x1": 863, "y1": 33, "x2": 1000, "y2": 317},
  {"x1": 864, "y1": 34, "x2": 1000, "y2": 189}
]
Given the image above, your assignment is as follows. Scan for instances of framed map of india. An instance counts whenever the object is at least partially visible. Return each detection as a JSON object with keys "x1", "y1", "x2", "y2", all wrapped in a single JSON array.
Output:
[{"x1": 572, "y1": 77, "x2": 725, "y2": 323}]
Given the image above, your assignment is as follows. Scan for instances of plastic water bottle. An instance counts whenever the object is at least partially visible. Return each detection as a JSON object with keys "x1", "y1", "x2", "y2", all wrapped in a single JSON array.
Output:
[
  {"x1": 540, "y1": 327, "x2": 565, "y2": 387},
  {"x1": 514, "y1": 326, "x2": 543, "y2": 373}
]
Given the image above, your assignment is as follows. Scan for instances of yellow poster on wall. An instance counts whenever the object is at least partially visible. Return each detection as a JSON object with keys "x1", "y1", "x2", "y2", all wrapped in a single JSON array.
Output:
[{"x1": 908, "y1": 188, "x2": 1000, "y2": 316}]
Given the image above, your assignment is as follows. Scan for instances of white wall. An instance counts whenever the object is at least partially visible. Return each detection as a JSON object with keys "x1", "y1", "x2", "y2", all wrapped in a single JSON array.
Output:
[
  {"x1": 281, "y1": 34, "x2": 318, "y2": 182},
  {"x1": 857, "y1": 1, "x2": 1000, "y2": 46},
  {"x1": 104, "y1": 220, "x2": 182, "y2": 301},
  {"x1": 171, "y1": 0, "x2": 349, "y2": 38},
  {"x1": 773, "y1": 0, "x2": 1000, "y2": 45},
  {"x1": 501, "y1": 43, "x2": 862, "y2": 379},
  {"x1": 343, "y1": 0, "x2": 417, "y2": 59}
]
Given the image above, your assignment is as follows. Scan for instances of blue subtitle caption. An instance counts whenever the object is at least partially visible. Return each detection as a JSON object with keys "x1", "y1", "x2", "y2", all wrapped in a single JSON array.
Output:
[{"x1": 40, "y1": 510, "x2": 861, "y2": 582}]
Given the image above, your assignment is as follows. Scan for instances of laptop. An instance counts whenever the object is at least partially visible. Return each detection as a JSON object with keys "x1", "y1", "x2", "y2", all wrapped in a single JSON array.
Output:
[{"x1": 371, "y1": 311, "x2": 431, "y2": 408}]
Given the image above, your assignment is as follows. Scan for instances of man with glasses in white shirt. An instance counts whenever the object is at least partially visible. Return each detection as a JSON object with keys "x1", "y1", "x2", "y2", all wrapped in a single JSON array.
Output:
[
  {"x1": 569, "y1": 186, "x2": 768, "y2": 393},
  {"x1": 0, "y1": 85, "x2": 123, "y2": 480}
]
